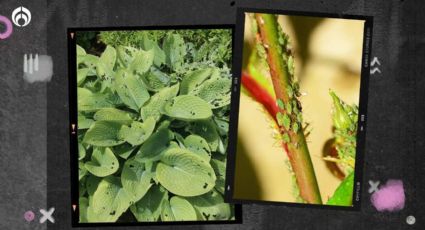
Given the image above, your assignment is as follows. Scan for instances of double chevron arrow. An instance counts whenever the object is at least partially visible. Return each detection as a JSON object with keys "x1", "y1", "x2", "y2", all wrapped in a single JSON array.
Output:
[{"x1": 370, "y1": 57, "x2": 381, "y2": 74}]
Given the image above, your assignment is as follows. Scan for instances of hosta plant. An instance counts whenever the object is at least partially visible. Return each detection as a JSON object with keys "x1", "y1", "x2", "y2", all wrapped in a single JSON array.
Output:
[{"x1": 76, "y1": 30, "x2": 234, "y2": 222}]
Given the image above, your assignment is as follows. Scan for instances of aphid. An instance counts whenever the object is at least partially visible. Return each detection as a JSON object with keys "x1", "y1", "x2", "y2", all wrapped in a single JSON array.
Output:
[{"x1": 276, "y1": 99, "x2": 285, "y2": 109}]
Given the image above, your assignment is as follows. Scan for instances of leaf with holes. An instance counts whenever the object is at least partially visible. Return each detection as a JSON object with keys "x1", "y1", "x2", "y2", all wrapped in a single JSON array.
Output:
[
  {"x1": 140, "y1": 83, "x2": 179, "y2": 121},
  {"x1": 130, "y1": 185, "x2": 168, "y2": 222},
  {"x1": 184, "y1": 135, "x2": 211, "y2": 161},
  {"x1": 156, "y1": 148, "x2": 216, "y2": 197},
  {"x1": 115, "y1": 70, "x2": 150, "y2": 111},
  {"x1": 90, "y1": 177, "x2": 133, "y2": 222},
  {"x1": 186, "y1": 189, "x2": 231, "y2": 220},
  {"x1": 134, "y1": 126, "x2": 174, "y2": 163},
  {"x1": 129, "y1": 49, "x2": 155, "y2": 75},
  {"x1": 94, "y1": 108, "x2": 134, "y2": 125},
  {"x1": 83, "y1": 121, "x2": 125, "y2": 147},
  {"x1": 180, "y1": 68, "x2": 213, "y2": 94},
  {"x1": 118, "y1": 117, "x2": 156, "y2": 146},
  {"x1": 121, "y1": 158, "x2": 154, "y2": 202},
  {"x1": 84, "y1": 147, "x2": 119, "y2": 177},
  {"x1": 163, "y1": 95, "x2": 212, "y2": 121}
]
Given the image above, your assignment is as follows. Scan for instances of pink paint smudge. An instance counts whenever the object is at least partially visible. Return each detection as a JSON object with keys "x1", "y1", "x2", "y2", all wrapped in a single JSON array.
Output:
[
  {"x1": 371, "y1": 180, "x2": 405, "y2": 212},
  {"x1": 24, "y1": 210, "x2": 35, "y2": 222},
  {"x1": 0, "y1": 15, "x2": 13, "y2": 40}
]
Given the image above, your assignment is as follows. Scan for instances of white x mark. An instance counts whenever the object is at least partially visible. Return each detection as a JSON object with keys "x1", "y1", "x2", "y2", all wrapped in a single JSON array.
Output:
[
  {"x1": 39, "y1": 207, "x2": 55, "y2": 223},
  {"x1": 368, "y1": 180, "x2": 380, "y2": 193}
]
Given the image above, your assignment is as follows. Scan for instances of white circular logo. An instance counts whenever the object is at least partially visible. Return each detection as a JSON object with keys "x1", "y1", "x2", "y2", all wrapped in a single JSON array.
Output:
[{"x1": 11, "y1": 6, "x2": 31, "y2": 27}]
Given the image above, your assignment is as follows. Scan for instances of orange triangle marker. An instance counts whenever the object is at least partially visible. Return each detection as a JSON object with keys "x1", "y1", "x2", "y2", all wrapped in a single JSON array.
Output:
[{"x1": 72, "y1": 204, "x2": 77, "y2": 211}]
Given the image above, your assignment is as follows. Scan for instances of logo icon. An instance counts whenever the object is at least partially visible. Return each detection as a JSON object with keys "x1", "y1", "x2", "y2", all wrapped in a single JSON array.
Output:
[
  {"x1": 11, "y1": 6, "x2": 31, "y2": 27},
  {"x1": 23, "y1": 54, "x2": 54, "y2": 83},
  {"x1": 0, "y1": 15, "x2": 13, "y2": 39}
]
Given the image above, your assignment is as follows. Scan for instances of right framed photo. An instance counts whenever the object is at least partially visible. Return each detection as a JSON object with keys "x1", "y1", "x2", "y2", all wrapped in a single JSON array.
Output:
[{"x1": 225, "y1": 8, "x2": 373, "y2": 209}]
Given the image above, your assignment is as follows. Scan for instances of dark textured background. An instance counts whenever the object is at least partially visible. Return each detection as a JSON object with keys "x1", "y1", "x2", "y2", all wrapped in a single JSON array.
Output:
[{"x1": 1, "y1": 0, "x2": 424, "y2": 229}]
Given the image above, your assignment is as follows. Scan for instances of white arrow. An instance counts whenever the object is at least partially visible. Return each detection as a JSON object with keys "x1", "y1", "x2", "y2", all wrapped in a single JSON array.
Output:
[
  {"x1": 371, "y1": 57, "x2": 381, "y2": 66},
  {"x1": 370, "y1": 68, "x2": 382, "y2": 74},
  {"x1": 72, "y1": 204, "x2": 77, "y2": 211}
]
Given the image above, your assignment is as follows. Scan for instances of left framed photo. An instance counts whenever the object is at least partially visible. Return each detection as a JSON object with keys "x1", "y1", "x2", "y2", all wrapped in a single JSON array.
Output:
[{"x1": 68, "y1": 25, "x2": 241, "y2": 227}]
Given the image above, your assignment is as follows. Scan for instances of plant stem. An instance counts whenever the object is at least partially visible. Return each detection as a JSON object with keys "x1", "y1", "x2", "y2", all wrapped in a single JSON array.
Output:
[{"x1": 255, "y1": 13, "x2": 322, "y2": 204}]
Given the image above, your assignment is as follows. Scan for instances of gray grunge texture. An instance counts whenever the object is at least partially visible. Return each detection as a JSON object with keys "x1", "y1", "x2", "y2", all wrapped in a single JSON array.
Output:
[{"x1": 0, "y1": 0, "x2": 424, "y2": 229}]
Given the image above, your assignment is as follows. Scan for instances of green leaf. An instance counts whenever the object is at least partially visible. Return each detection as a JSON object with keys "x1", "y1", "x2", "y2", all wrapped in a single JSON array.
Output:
[
  {"x1": 163, "y1": 34, "x2": 186, "y2": 70},
  {"x1": 210, "y1": 159, "x2": 226, "y2": 194},
  {"x1": 121, "y1": 158, "x2": 154, "y2": 202},
  {"x1": 186, "y1": 189, "x2": 231, "y2": 220},
  {"x1": 77, "y1": 45, "x2": 86, "y2": 56},
  {"x1": 93, "y1": 108, "x2": 133, "y2": 124},
  {"x1": 86, "y1": 175, "x2": 101, "y2": 196},
  {"x1": 83, "y1": 121, "x2": 125, "y2": 147},
  {"x1": 79, "y1": 197, "x2": 89, "y2": 222},
  {"x1": 189, "y1": 120, "x2": 220, "y2": 151},
  {"x1": 141, "y1": 34, "x2": 165, "y2": 67},
  {"x1": 129, "y1": 49, "x2": 154, "y2": 75},
  {"x1": 77, "y1": 68, "x2": 90, "y2": 86},
  {"x1": 160, "y1": 199, "x2": 174, "y2": 221},
  {"x1": 141, "y1": 67, "x2": 171, "y2": 92},
  {"x1": 91, "y1": 177, "x2": 133, "y2": 222},
  {"x1": 192, "y1": 77, "x2": 231, "y2": 109},
  {"x1": 135, "y1": 127, "x2": 173, "y2": 163},
  {"x1": 156, "y1": 147, "x2": 216, "y2": 197},
  {"x1": 115, "y1": 70, "x2": 150, "y2": 111},
  {"x1": 78, "y1": 88, "x2": 115, "y2": 112},
  {"x1": 112, "y1": 143, "x2": 136, "y2": 159},
  {"x1": 180, "y1": 68, "x2": 213, "y2": 95},
  {"x1": 79, "y1": 162, "x2": 88, "y2": 181},
  {"x1": 78, "y1": 115, "x2": 94, "y2": 129},
  {"x1": 118, "y1": 118, "x2": 156, "y2": 146},
  {"x1": 168, "y1": 196, "x2": 197, "y2": 221},
  {"x1": 84, "y1": 148, "x2": 119, "y2": 177},
  {"x1": 130, "y1": 185, "x2": 168, "y2": 222},
  {"x1": 78, "y1": 143, "x2": 86, "y2": 160},
  {"x1": 184, "y1": 134, "x2": 211, "y2": 161},
  {"x1": 163, "y1": 95, "x2": 212, "y2": 121},
  {"x1": 327, "y1": 171, "x2": 354, "y2": 206},
  {"x1": 96, "y1": 46, "x2": 116, "y2": 90},
  {"x1": 140, "y1": 83, "x2": 179, "y2": 121},
  {"x1": 116, "y1": 46, "x2": 138, "y2": 67}
]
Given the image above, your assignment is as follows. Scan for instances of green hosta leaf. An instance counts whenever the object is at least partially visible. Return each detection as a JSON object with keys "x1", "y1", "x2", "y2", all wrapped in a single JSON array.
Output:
[
  {"x1": 186, "y1": 189, "x2": 231, "y2": 220},
  {"x1": 141, "y1": 67, "x2": 171, "y2": 92},
  {"x1": 135, "y1": 127, "x2": 173, "y2": 162},
  {"x1": 163, "y1": 95, "x2": 212, "y2": 121},
  {"x1": 192, "y1": 77, "x2": 231, "y2": 109},
  {"x1": 86, "y1": 176, "x2": 101, "y2": 196},
  {"x1": 91, "y1": 177, "x2": 133, "y2": 222},
  {"x1": 214, "y1": 118, "x2": 229, "y2": 136},
  {"x1": 84, "y1": 148, "x2": 119, "y2": 177},
  {"x1": 77, "y1": 68, "x2": 89, "y2": 86},
  {"x1": 210, "y1": 159, "x2": 226, "y2": 194},
  {"x1": 78, "y1": 114, "x2": 94, "y2": 129},
  {"x1": 130, "y1": 185, "x2": 168, "y2": 222},
  {"x1": 189, "y1": 120, "x2": 220, "y2": 151},
  {"x1": 93, "y1": 108, "x2": 133, "y2": 125},
  {"x1": 327, "y1": 171, "x2": 354, "y2": 206},
  {"x1": 180, "y1": 68, "x2": 213, "y2": 94},
  {"x1": 129, "y1": 49, "x2": 154, "y2": 75},
  {"x1": 79, "y1": 54, "x2": 99, "y2": 75},
  {"x1": 96, "y1": 46, "x2": 116, "y2": 91},
  {"x1": 79, "y1": 197, "x2": 89, "y2": 222},
  {"x1": 163, "y1": 34, "x2": 186, "y2": 70},
  {"x1": 79, "y1": 162, "x2": 88, "y2": 181},
  {"x1": 160, "y1": 199, "x2": 174, "y2": 221},
  {"x1": 77, "y1": 45, "x2": 86, "y2": 56},
  {"x1": 112, "y1": 143, "x2": 136, "y2": 159},
  {"x1": 115, "y1": 70, "x2": 150, "y2": 111},
  {"x1": 184, "y1": 135, "x2": 211, "y2": 161},
  {"x1": 121, "y1": 158, "x2": 154, "y2": 202},
  {"x1": 118, "y1": 117, "x2": 156, "y2": 146},
  {"x1": 116, "y1": 46, "x2": 138, "y2": 67},
  {"x1": 78, "y1": 88, "x2": 115, "y2": 112},
  {"x1": 141, "y1": 34, "x2": 165, "y2": 67},
  {"x1": 168, "y1": 196, "x2": 197, "y2": 221},
  {"x1": 140, "y1": 83, "x2": 179, "y2": 121},
  {"x1": 78, "y1": 143, "x2": 86, "y2": 160},
  {"x1": 83, "y1": 121, "x2": 125, "y2": 147},
  {"x1": 156, "y1": 147, "x2": 216, "y2": 197}
]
